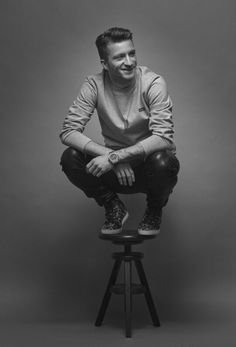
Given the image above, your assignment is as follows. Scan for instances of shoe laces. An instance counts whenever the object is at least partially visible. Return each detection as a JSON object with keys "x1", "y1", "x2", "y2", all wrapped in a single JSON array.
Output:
[
  {"x1": 141, "y1": 208, "x2": 161, "y2": 224},
  {"x1": 105, "y1": 201, "x2": 125, "y2": 222}
]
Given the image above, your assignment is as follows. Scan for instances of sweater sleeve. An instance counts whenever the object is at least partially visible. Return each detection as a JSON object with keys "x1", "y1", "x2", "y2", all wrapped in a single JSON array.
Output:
[
  {"x1": 145, "y1": 76, "x2": 174, "y2": 144},
  {"x1": 59, "y1": 77, "x2": 97, "y2": 148}
]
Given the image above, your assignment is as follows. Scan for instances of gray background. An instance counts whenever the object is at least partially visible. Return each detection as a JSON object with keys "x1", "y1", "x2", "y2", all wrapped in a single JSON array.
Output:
[{"x1": 1, "y1": 0, "x2": 235, "y2": 345}]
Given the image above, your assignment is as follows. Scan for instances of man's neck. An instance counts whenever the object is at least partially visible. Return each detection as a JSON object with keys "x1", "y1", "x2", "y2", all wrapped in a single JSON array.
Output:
[{"x1": 107, "y1": 72, "x2": 136, "y2": 91}]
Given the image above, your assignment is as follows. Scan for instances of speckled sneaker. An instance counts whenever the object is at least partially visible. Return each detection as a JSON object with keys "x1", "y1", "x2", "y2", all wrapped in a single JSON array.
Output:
[
  {"x1": 101, "y1": 198, "x2": 129, "y2": 234},
  {"x1": 137, "y1": 207, "x2": 162, "y2": 236}
]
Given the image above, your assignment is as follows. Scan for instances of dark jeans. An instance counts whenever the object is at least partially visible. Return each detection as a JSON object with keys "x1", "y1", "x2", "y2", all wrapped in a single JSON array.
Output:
[{"x1": 60, "y1": 147, "x2": 180, "y2": 208}]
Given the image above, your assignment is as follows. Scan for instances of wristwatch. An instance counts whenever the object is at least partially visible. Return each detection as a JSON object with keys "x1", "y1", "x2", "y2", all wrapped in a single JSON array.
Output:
[{"x1": 108, "y1": 152, "x2": 119, "y2": 165}]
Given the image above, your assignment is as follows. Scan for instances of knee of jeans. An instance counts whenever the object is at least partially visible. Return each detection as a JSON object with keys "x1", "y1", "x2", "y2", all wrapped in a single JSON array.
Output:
[
  {"x1": 146, "y1": 150, "x2": 180, "y2": 176},
  {"x1": 60, "y1": 147, "x2": 84, "y2": 171}
]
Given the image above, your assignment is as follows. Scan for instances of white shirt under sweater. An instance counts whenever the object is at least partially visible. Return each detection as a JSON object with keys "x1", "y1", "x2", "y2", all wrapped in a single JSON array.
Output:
[{"x1": 60, "y1": 66, "x2": 176, "y2": 154}]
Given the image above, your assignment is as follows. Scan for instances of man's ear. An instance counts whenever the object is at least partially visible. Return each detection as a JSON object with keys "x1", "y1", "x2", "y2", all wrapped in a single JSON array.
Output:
[{"x1": 101, "y1": 59, "x2": 108, "y2": 71}]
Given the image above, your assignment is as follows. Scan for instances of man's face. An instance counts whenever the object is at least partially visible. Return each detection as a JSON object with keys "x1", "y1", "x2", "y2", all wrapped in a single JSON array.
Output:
[{"x1": 102, "y1": 40, "x2": 137, "y2": 83}]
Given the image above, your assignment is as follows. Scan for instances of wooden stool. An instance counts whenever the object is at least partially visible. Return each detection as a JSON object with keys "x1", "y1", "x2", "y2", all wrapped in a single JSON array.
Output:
[{"x1": 95, "y1": 229, "x2": 160, "y2": 338}]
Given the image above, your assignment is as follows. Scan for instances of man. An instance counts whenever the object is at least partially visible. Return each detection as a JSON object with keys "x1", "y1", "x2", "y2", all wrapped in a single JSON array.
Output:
[{"x1": 60, "y1": 27, "x2": 180, "y2": 236}]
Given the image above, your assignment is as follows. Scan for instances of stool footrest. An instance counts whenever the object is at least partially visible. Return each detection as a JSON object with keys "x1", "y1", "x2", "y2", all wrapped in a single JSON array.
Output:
[
  {"x1": 112, "y1": 251, "x2": 143, "y2": 260},
  {"x1": 111, "y1": 283, "x2": 145, "y2": 295}
]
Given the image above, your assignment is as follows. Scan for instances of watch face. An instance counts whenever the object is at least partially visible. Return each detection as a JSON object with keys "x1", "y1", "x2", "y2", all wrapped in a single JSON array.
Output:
[{"x1": 109, "y1": 152, "x2": 119, "y2": 164}]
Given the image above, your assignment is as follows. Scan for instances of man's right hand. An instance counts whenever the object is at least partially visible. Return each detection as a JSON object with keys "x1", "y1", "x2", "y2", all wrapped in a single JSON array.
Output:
[{"x1": 113, "y1": 163, "x2": 135, "y2": 186}]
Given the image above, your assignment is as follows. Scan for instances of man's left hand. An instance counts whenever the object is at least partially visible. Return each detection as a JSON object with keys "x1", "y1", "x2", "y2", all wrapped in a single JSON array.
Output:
[{"x1": 86, "y1": 155, "x2": 113, "y2": 177}]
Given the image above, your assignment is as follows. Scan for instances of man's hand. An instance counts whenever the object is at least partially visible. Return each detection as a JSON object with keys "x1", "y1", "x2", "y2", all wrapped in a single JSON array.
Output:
[
  {"x1": 86, "y1": 155, "x2": 113, "y2": 177},
  {"x1": 86, "y1": 155, "x2": 135, "y2": 186},
  {"x1": 113, "y1": 163, "x2": 135, "y2": 186}
]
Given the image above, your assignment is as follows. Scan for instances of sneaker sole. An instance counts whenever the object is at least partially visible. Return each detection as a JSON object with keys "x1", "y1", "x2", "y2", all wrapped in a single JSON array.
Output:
[
  {"x1": 137, "y1": 228, "x2": 160, "y2": 236},
  {"x1": 101, "y1": 211, "x2": 129, "y2": 235}
]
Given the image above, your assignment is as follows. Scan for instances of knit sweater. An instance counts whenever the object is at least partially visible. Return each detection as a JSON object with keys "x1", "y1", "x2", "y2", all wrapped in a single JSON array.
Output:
[{"x1": 60, "y1": 66, "x2": 176, "y2": 153}]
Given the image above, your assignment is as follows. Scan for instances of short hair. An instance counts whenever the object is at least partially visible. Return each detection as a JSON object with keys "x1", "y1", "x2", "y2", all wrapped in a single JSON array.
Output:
[{"x1": 95, "y1": 27, "x2": 133, "y2": 60}]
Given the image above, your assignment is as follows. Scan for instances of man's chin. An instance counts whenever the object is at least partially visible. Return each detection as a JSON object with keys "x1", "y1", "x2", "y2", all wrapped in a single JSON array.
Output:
[{"x1": 121, "y1": 70, "x2": 135, "y2": 79}]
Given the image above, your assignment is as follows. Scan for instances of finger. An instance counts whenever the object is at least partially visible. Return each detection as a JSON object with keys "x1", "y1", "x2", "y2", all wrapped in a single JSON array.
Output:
[
  {"x1": 95, "y1": 170, "x2": 103, "y2": 177},
  {"x1": 116, "y1": 172, "x2": 123, "y2": 185},
  {"x1": 123, "y1": 168, "x2": 132, "y2": 186},
  {"x1": 127, "y1": 170, "x2": 133, "y2": 186},
  {"x1": 128, "y1": 170, "x2": 135, "y2": 186},
  {"x1": 86, "y1": 160, "x2": 94, "y2": 169},
  {"x1": 96, "y1": 167, "x2": 107, "y2": 177},
  {"x1": 88, "y1": 164, "x2": 99, "y2": 175},
  {"x1": 116, "y1": 170, "x2": 125, "y2": 185},
  {"x1": 124, "y1": 165, "x2": 135, "y2": 185},
  {"x1": 130, "y1": 169, "x2": 135, "y2": 183},
  {"x1": 86, "y1": 162, "x2": 95, "y2": 173},
  {"x1": 93, "y1": 169, "x2": 101, "y2": 177},
  {"x1": 87, "y1": 165, "x2": 95, "y2": 174},
  {"x1": 120, "y1": 170, "x2": 127, "y2": 186},
  {"x1": 93, "y1": 166, "x2": 104, "y2": 177}
]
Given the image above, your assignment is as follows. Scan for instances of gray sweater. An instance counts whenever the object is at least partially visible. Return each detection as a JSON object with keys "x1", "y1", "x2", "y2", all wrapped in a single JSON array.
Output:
[{"x1": 60, "y1": 66, "x2": 175, "y2": 154}]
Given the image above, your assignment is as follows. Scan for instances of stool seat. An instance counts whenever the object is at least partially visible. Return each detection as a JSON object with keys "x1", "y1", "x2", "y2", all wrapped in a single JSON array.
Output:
[
  {"x1": 95, "y1": 229, "x2": 160, "y2": 338},
  {"x1": 99, "y1": 229, "x2": 156, "y2": 244}
]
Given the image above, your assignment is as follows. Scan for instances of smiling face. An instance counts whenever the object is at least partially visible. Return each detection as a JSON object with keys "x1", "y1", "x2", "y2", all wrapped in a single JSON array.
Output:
[{"x1": 101, "y1": 40, "x2": 137, "y2": 86}]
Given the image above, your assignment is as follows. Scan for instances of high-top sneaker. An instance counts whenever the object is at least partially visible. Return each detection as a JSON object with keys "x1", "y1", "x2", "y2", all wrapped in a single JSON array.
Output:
[
  {"x1": 137, "y1": 206, "x2": 162, "y2": 236},
  {"x1": 101, "y1": 198, "x2": 129, "y2": 234}
]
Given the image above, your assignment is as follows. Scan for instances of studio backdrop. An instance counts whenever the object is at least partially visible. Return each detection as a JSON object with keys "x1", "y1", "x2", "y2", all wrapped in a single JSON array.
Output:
[{"x1": 0, "y1": 0, "x2": 235, "y2": 324}]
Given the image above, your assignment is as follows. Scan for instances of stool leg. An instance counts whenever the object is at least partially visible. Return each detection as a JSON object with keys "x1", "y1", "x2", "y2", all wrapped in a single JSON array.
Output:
[
  {"x1": 134, "y1": 259, "x2": 160, "y2": 326},
  {"x1": 95, "y1": 259, "x2": 122, "y2": 326},
  {"x1": 124, "y1": 260, "x2": 132, "y2": 338}
]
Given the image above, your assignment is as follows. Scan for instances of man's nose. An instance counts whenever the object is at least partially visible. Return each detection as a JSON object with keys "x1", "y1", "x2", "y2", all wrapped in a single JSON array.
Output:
[{"x1": 124, "y1": 55, "x2": 132, "y2": 65}]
